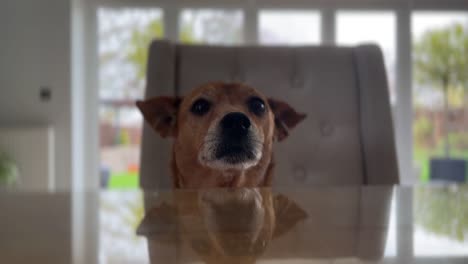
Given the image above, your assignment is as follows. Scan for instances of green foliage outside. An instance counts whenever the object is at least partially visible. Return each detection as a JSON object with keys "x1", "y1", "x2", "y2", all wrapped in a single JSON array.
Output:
[
  {"x1": 414, "y1": 23, "x2": 468, "y2": 89},
  {"x1": 413, "y1": 23, "x2": 468, "y2": 159},
  {"x1": 127, "y1": 19, "x2": 197, "y2": 83},
  {"x1": 415, "y1": 185, "x2": 468, "y2": 241},
  {"x1": 127, "y1": 12, "x2": 242, "y2": 82},
  {"x1": 127, "y1": 20, "x2": 164, "y2": 80},
  {"x1": 180, "y1": 23, "x2": 198, "y2": 44}
]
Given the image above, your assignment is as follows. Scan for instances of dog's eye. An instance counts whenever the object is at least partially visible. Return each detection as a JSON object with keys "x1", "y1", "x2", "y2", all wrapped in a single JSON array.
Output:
[
  {"x1": 190, "y1": 98, "x2": 211, "y2": 116},
  {"x1": 247, "y1": 97, "x2": 266, "y2": 116}
]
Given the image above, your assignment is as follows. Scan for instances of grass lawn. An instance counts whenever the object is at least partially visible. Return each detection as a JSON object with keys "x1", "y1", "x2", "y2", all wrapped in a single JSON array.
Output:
[{"x1": 108, "y1": 172, "x2": 139, "y2": 189}]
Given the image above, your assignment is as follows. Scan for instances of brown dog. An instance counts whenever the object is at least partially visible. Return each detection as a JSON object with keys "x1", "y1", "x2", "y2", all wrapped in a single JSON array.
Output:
[{"x1": 137, "y1": 82, "x2": 306, "y2": 189}]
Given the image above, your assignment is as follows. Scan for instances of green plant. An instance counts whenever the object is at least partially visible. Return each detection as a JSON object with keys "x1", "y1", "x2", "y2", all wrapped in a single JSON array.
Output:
[{"x1": 0, "y1": 153, "x2": 19, "y2": 187}]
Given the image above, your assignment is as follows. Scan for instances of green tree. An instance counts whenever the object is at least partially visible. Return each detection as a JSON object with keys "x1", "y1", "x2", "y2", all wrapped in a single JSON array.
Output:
[
  {"x1": 413, "y1": 23, "x2": 468, "y2": 157},
  {"x1": 127, "y1": 20, "x2": 164, "y2": 81},
  {"x1": 127, "y1": 19, "x2": 197, "y2": 82},
  {"x1": 180, "y1": 23, "x2": 198, "y2": 44},
  {"x1": 127, "y1": 11, "x2": 242, "y2": 81}
]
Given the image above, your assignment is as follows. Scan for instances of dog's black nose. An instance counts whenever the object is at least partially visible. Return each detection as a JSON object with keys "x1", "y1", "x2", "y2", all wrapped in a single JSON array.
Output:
[{"x1": 220, "y1": 112, "x2": 251, "y2": 138}]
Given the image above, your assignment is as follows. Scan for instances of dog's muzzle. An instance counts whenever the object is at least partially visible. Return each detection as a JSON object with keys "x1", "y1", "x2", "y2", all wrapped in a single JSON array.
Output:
[
  {"x1": 216, "y1": 112, "x2": 256, "y2": 163},
  {"x1": 200, "y1": 112, "x2": 263, "y2": 169}
]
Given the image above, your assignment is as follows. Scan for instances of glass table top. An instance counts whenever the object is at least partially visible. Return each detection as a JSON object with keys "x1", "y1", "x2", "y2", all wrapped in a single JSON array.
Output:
[{"x1": 0, "y1": 185, "x2": 467, "y2": 264}]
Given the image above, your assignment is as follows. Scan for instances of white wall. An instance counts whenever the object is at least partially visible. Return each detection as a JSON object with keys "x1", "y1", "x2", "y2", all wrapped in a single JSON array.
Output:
[{"x1": 0, "y1": 0, "x2": 71, "y2": 189}]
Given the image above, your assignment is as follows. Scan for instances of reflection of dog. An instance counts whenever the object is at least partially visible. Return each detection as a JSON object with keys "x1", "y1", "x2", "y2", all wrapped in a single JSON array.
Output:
[
  {"x1": 137, "y1": 82, "x2": 306, "y2": 188},
  {"x1": 137, "y1": 188, "x2": 307, "y2": 264}
]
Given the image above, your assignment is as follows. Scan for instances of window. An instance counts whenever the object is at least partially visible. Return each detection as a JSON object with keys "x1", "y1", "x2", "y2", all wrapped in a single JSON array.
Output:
[
  {"x1": 337, "y1": 11, "x2": 397, "y2": 104},
  {"x1": 179, "y1": 9, "x2": 244, "y2": 44},
  {"x1": 259, "y1": 10, "x2": 321, "y2": 45},
  {"x1": 412, "y1": 12, "x2": 468, "y2": 183},
  {"x1": 98, "y1": 8, "x2": 164, "y2": 189}
]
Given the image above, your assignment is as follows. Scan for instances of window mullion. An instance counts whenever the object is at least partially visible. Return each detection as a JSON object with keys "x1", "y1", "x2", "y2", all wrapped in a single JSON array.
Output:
[{"x1": 321, "y1": 8, "x2": 336, "y2": 45}]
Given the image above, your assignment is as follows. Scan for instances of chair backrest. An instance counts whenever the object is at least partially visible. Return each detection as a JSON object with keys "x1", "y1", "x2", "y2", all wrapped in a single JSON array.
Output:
[{"x1": 139, "y1": 40, "x2": 399, "y2": 189}]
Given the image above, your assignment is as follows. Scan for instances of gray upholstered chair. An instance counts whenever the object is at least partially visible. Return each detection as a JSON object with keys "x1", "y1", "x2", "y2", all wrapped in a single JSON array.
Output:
[{"x1": 139, "y1": 40, "x2": 399, "y2": 190}]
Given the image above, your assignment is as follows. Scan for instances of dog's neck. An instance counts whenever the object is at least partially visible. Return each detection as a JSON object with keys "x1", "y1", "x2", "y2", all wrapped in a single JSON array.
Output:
[{"x1": 220, "y1": 169, "x2": 248, "y2": 188}]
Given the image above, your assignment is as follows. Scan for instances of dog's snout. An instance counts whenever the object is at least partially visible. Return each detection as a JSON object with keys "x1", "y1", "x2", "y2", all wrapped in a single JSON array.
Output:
[
  {"x1": 220, "y1": 112, "x2": 251, "y2": 137},
  {"x1": 214, "y1": 112, "x2": 259, "y2": 165}
]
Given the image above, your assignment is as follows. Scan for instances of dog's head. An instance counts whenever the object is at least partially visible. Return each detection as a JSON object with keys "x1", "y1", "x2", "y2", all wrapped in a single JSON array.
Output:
[{"x1": 137, "y1": 82, "x2": 306, "y2": 188}]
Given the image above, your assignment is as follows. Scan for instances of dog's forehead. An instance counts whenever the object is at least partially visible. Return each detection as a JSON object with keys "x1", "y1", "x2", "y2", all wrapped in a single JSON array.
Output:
[{"x1": 184, "y1": 82, "x2": 265, "y2": 105}]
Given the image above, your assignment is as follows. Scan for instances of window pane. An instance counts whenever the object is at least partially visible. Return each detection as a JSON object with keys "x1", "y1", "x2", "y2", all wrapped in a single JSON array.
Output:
[
  {"x1": 412, "y1": 13, "x2": 468, "y2": 182},
  {"x1": 98, "y1": 8, "x2": 163, "y2": 189},
  {"x1": 179, "y1": 9, "x2": 244, "y2": 44},
  {"x1": 337, "y1": 12, "x2": 396, "y2": 104},
  {"x1": 259, "y1": 10, "x2": 321, "y2": 45}
]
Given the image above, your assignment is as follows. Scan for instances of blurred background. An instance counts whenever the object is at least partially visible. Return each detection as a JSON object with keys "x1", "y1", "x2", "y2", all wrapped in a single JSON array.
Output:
[{"x1": 0, "y1": 0, "x2": 467, "y2": 191}]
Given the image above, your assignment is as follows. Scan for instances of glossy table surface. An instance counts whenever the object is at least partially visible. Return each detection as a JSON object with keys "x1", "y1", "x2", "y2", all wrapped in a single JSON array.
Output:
[{"x1": 0, "y1": 185, "x2": 467, "y2": 264}]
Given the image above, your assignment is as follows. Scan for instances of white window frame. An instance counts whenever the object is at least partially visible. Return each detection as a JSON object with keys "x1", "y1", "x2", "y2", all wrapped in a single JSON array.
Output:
[{"x1": 72, "y1": 1, "x2": 468, "y2": 263}]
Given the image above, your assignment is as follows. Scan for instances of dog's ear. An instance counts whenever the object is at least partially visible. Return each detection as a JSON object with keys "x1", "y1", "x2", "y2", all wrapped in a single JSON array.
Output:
[
  {"x1": 136, "y1": 96, "x2": 182, "y2": 138},
  {"x1": 136, "y1": 202, "x2": 180, "y2": 244},
  {"x1": 272, "y1": 194, "x2": 308, "y2": 239},
  {"x1": 268, "y1": 98, "x2": 306, "y2": 141}
]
